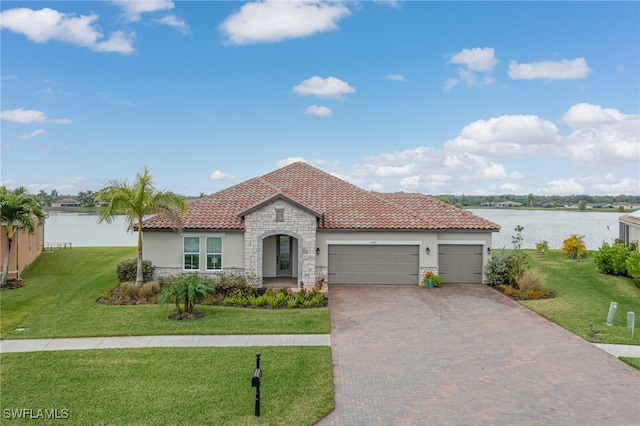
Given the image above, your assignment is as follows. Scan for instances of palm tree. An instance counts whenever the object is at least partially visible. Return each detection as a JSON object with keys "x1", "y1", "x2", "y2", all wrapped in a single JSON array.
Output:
[
  {"x1": 95, "y1": 168, "x2": 187, "y2": 287},
  {"x1": 0, "y1": 187, "x2": 46, "y2": 286}
]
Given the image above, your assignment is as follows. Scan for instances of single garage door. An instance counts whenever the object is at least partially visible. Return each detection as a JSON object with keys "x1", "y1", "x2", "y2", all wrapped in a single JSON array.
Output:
[
  {"x1": 438, "y1": 245, "x2": 483, "y2": 283},
  {"x1": 328, "y1": 245, "x2": 419, "y2": 285}
]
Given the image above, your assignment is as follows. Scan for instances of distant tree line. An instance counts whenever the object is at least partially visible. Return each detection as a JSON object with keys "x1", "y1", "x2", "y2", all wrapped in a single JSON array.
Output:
[
  {"x1": 31, "y1": 189, "x2": 640, "y2": 209},
  {"x1": 435, "y1": 194, "x2": 640, "y2": 208}
]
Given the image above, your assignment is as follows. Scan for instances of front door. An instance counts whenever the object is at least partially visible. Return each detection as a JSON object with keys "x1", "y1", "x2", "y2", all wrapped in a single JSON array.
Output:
[{"x1": 276, "y1": 235, "x2": 291, "y2": 276}]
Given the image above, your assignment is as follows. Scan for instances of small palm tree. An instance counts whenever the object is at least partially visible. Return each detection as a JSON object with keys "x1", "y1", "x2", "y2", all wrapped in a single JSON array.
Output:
[
  {"x1": 0, "y1": 187, "x2": 46, "y2": 286},
  {"x1": 95, "y1": 168, "x2": 187, "y2": 287},
  {"x1": 159, "y1": 273, "x2": 215, "y2": 315}
]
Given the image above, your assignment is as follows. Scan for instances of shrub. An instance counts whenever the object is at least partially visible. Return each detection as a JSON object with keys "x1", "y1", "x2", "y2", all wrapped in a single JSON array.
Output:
[
  {"x1": 594, "y1": 242, "x2": 631, "y2": 275},
  {"x1": 561, "y1": 234, "x2": 587, "y2": 259},
  {"x1": 212, "y1": 273, "x2": 258, "y2": 298},
  {"x1": 517, "y1": 269, "x2": 545, "y2": 292},
  {"x1": 484, "y1": 252, "x2": 516, "y2": 288},
  {"x1": 626, "y1": 251, "x2": 640, "y2": 283},
  {"x1": 535, "y1": 240, "x2": 549, "y2": 256},
  {"x1": 116, "y1": 259, "x2": 155, "y2": 283}
]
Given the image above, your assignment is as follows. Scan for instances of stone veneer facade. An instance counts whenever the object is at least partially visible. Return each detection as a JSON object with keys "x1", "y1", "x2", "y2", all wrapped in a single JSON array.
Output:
[{"x1": 243, "y1": 199, "x2": 318, "y2": 287}]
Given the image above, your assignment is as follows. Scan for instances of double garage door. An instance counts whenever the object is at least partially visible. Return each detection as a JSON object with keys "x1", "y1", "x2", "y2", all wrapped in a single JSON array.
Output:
[
  {"x1": 328, "y1": 244, "x2": 483, "y2": 285},
  {"x1": 328, "y1": 245, "x2": 419, "y2": 285}
]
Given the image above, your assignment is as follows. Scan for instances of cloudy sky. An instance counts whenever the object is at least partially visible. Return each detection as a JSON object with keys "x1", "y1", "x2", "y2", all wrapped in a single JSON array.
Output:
[{"x1": 1, "y1": 1, "x2": 638, "y2": 196}]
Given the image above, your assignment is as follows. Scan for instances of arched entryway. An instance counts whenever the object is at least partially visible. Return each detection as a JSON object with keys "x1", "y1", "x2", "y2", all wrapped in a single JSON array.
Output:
[{"x1": 261, "y1": 233, "x2": 299, "y2": 282}]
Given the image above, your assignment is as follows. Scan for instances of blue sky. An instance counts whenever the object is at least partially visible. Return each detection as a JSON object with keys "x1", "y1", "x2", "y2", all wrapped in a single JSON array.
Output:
[{"x1": 1, "y1": 1, "x2": 639, "y2": 197}]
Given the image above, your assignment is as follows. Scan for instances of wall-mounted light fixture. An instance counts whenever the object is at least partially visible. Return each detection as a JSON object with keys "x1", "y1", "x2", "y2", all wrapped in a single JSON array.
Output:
[
  {"x1": 316, "y1": 247, "x2": 320, "y2": 255},
  {"x1": 426, "y1": 247, "x2": 431, "y2": 255},
  {"x1": 487, "y1": 247, "x2": 492, "y2": 255}
]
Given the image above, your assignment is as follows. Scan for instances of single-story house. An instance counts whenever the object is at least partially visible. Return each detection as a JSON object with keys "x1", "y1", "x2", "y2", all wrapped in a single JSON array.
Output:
[
  {"x1": 143, "y1": 162, "x2": 501, "y2": 286},
  {"x1": 619, "y1": 210, "x2": 640, "y2": 251},
  {"x1": 51, "y1": 198, "x2": 80, "y2": 208}
]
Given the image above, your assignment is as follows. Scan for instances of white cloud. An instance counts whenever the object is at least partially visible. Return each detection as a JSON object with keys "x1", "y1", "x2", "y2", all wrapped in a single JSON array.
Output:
[
  {"x1": 18, "y1": 129, "x2": 45, "y2": 140},
  {"x1": 449, "y1": 47, "x2": 498, "y2": 72},
  {"x1": 385, "y1": 73, "x2": 406, "y2": 82},
  {"x1": 304, "y1": 105, "x2": 333, "y2": 117},
  {"x1": 0, "y1": 7, "x2": 135, "y2": 54},
  {"x1": 154, "y1": 15, "x2": 191, "y2": 35},
  {"x1": 374, "y1": 164, "x2": 416, "y2": 177},
  {"x1": 445, "y1": 47, "x2": 498, "y2": 90},
  {"x1": 442, "y1": 78, "x2": 459, "y2": 92},
  {"x1": 561, "y1": 103, "x2": 639, "y2": 166},
  {"x1": 1, "y1": 108, "x2": 71, "y2": 124},
  {"x1": 508, "y1": 57, "x2": 591, "y2": 80},
  {"x1": 210, "y1": 170, "x2": 234, "y2": 181},
  {"x1": 111, "y1": 0, "x2": 174, "y2": 21},
  {"x1": 338, "y1": 102, "x2": 638, "y2": 195},
  {"x1": 445, "y1": 114, "x2": 561, "y2": 157},
  {"x1": 293, "y1": 76, "x2": 355, "y2": 99},
  {"x1": 220, "y1": 0, "x2": 351, "y2": 45}
]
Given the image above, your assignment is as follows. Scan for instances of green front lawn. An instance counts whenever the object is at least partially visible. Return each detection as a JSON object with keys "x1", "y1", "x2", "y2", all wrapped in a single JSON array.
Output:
[
  {"x1": 0, "y1": 248, "x2": 329, "y2": 339},
  {"x1": 520, "y1": 250, "x2": 640, "y2": 345},
  {"x1": 0, "y1": 346, "x2": 334, "y2": 425}
]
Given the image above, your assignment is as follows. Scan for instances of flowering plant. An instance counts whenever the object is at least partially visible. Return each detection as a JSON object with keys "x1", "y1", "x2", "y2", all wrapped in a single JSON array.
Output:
[{"x1": 422, "y1": 271, "x2": 441, "y2": 287}]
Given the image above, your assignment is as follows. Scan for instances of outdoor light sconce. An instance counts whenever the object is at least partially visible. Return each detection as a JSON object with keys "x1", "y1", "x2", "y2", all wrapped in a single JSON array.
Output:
[
  {"x1": 487, "y1": 247, "x2": 492, "y2": 255},
  {"x1": 316, "y1": 247, "x2": 320, "y2": 255},
  {"x1": 426, "y1": 247, "x2": 431, "y2": 255}
]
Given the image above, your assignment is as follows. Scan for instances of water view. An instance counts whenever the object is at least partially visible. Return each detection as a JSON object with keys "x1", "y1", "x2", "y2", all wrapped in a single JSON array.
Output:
[
  {"x1": 470, "y1": 209, "x2": 623, "y2": 250},
  {"x1": 45, "y1": 211, "x2": 136, "y2": 247},
  {"x1": 45, "y1": 209, "x2": 626, "y2": 250}
]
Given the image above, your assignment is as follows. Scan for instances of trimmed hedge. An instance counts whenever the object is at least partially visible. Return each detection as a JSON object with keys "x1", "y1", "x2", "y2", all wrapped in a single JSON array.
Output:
[{"x1": 116, "y1": 259, "x2": 155, "y2": 283}]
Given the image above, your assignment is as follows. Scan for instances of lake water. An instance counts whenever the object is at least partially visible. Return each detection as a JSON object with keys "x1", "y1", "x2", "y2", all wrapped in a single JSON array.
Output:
[
  {"x1": 45, "y1": 209, "x2": 624, "y2": 250},
  {"x1": 45, "y1": 211, "x2": 137, "y2": 247},
  {"x1": 469, "y1": 209, "x2": 622, "y2": 250}
]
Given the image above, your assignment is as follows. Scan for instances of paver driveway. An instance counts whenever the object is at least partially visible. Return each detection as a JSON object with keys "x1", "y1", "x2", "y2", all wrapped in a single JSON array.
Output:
[{"x1": 318, "y1": 285, "x2": 640, "y2": 425}]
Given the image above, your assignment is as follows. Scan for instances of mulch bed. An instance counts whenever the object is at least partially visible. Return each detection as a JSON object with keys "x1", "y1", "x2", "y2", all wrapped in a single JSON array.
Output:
[{"x1": 0, "y1": 279, "x2": 24, "y2": 290}]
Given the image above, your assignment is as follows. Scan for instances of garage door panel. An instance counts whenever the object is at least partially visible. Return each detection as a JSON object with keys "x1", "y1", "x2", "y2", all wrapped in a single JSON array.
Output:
[
  {"x1": 439, "y1": 245, "x2": 483, "y2": 284},
  {"x1": 328, "y1": 245, "x2": 419, "y2": 285}
]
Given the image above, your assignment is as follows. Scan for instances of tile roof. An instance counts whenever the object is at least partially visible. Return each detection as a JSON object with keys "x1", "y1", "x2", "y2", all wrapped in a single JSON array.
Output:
[
  {"x1": 620, "y1": 210, "x2": 640, "y2": 226},
  {"x1": 143, "y1": 162, "x2": 501, "y2": 231}
]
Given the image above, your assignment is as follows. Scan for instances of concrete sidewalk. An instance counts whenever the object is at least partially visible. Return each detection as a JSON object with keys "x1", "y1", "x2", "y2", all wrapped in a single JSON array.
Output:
[
  {"x1": 594, "y1": 343, "x2": 640, "y2": 358},
  {"x1": 0, "y1": 334, "x2": 331, "y2": 353}
]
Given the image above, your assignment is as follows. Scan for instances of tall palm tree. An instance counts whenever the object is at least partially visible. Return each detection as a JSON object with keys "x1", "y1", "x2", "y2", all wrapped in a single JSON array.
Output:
[
  {"x1": 0, "y1": 187, "x2": 46, "y2": 286},
  {"x1": 95, "y1": 168, "x2": 187, "y2": 287}
]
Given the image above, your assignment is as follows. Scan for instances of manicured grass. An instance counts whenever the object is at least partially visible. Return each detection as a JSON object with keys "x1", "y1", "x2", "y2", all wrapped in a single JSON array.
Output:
[
  {"x1": 621, "y1": 357, "x2": 640, "y2": 370},
  {"x1": 0, "y1": 346, "x2": 334, "y2": 425},
  {"x1": 0, "y1": 248, "x2": 329, "y2": 339},
  {"x1": 519, "y1": 250, "x2": 640, "y2": 345}
]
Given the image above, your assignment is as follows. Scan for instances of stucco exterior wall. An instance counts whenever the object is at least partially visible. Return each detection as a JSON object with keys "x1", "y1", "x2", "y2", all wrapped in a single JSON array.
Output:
[
  {"x1": 144, "y1": 230, "x2": 245, "y2": 276},
  {"x1": 0, "y1": 222, "x2": 45, "y2": 280}
]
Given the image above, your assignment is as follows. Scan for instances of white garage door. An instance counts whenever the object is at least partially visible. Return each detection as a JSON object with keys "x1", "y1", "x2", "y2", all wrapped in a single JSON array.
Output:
[
  {"x1": 328, "y1": 245, "x2": 419, "y2": 285},
  {"x1": 438, "y1": 245, "x2": 483, "y2": 283}
]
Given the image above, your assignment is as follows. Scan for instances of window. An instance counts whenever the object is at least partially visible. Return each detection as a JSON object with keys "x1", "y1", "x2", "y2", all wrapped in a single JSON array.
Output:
[
  {"x1": 275, "y1": 208, "x2": 284, "y2": 222},
  {"x1": 206, "y1": 237, "x2": 222, "y2": 270},
  {"x1": 183, "y1": 237, "x2": 200, "y2": 270},
  {"x1": 29, "y1": 232, "x2": 35, "y2": 248}
]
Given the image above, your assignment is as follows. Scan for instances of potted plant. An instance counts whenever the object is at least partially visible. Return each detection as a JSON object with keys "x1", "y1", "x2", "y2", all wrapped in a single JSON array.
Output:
[{"x1": 422, "y1": 271, "x2": 441, "y2": 288}]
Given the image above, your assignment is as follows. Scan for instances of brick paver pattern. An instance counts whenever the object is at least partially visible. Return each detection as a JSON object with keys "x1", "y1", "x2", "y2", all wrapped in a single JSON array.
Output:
[{"x1": 318, "y1": 285, "x2": 640, "y2": 425}]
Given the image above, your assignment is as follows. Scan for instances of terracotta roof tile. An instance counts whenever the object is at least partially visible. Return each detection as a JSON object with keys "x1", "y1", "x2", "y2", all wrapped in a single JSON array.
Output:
[{"x1": 143, "y1": 162, "x2": 501, "y2": 231}]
